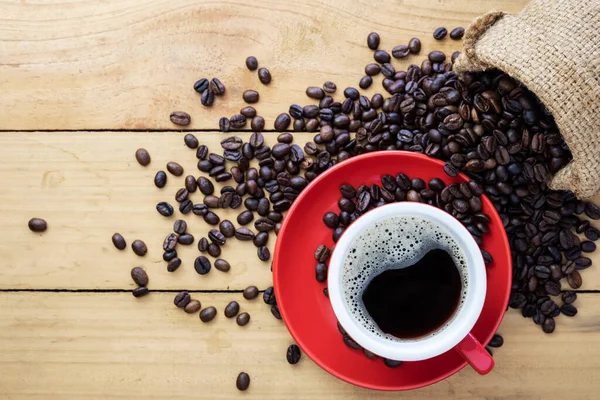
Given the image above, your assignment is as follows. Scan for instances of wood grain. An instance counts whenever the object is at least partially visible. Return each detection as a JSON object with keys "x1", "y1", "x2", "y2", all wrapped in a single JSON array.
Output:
[
  {"x1": 0, "y1": 292, "x2": 599, "y2": 399},
  {"x1": 0, "y1": 0, "x2": 527, "y2": 130},
  {"x1": 1, "y1": 131, "x2": 599, "y2": 290}
]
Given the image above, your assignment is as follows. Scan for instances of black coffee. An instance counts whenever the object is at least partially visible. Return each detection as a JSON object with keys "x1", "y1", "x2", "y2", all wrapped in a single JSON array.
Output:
[{"x1": 362, "y1": 249, "x2": 462, "y2": 339}]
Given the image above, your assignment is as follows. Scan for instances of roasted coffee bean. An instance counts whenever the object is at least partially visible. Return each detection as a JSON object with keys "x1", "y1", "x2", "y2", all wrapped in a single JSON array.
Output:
[
  {"x1": 132, "y1": 240, "x2": 147, "y2": 256},
  {"x1": 230, "y1": 114, "x2": 247, "y2": 129},
  {"x1": 154, "y1": 171, "x2": 167, "y2": 188},
  {"x1": 196, "y1": 177, "x2": 214, "y2": 196},
  {"x1": 428, "y1": 51, "x2": 446, "y2": 63},
  {"x1": 258, "y1": 246, "x2": 270, "y2": 261},
  {"x1": 197, "y1": 237, "x2": 209, "y2": 252},
  {"x1": 219, "y1": 117, "x2": 231, "y2": 132},
  {"x1": 170, "y1": 111, "x2": 191, "y2": 126},
  {"x1": 581, "y1": 241, "x2": 596, "y2": 252},
  {"x1": 274, "y1": 113, "x2": 291, "y2": 130},
  {"x1": 542, "y1": 317, "x2": 556, "y2": 334},
  {"x1": 323, "y1": 81, "x2": 337, "y2": 94},
  {"x1": 367, "y1": 32, "x2": 380, "y2": 49},
  {"x1": 184, "y1": 133, "x2": 199, "y2": 149},
  {"x1": 194, "y1": 256, "x2": 211, "y2": 275},
  {"x1": 408, "y1": 37, "x2": 421, "y2": 54},
  {"x1": 207, "y1": 243, "x2": 221, "y2": 257},
  {"x1": 204, "y1": 195, "x2": 220, "y2": 208},
  {"x1": 433, "y1": 27, "x2": 447, "y2": 40},
  {"x1": 449, "y1": 27, "x2": 465, "y2": 40},
  {"x1": 236, "y1": 372, "x2": 250, "y2": 391},
  {"x1": 211, "y1": 259, "x2": 230, "y2": 273},
  {"x1": 178, "y1": 233, "x2": 194, "y2": 245},
  {"x1": 184, "y1": 300, "x2": 201, "y2": 314},
  {"x1": 365, "y1": 63, "x2": 381, "y2": 76},
  {"x1": 200, "y1": 306, "x2": 217, "y2": 323},
  {"x1": 204, "y1": 212, "x2": 220, "y2": 225},
  {"x1": 237, "y1": 312, "x2": 251, "y2": 326},
  {"x1": 210, "y1": 78, "x2": 225, "y2": 95},
  {"x1": 175, "y1": 188, "x2": 189, "y2": 203},
  {"x1": 167, "y1": 258, "x2": 182, "y2": 272},
  {"x1": 323, "y1": 212, "x2": 339, "y2": 228},
  {"x1": 163, "y1": 250, "x2": 177, "y2": 262},
  {"x1": 585, "y1": 202, "x2": 600, "y2": 219},
  {"x1": 245, "y1": 56, "x2": 258, "y2": 70},
  {"x1": 271, "y1": 304, "x2": 282, "y2": 319},
  {"x1": 243, "y1": 90, "x2": 259, "y2": 104},
  {"x1": 132, "y1": 287, "x2": 149, "y2": 298},
  {"x1": 235, "y1": 227, "x2": 255, "y2": 241},
  {"x1": 392, "y1": 45, "x2": 410, "y2": 59},
  {"x1": 373, "y1": 50, "x2": 391, "y2": 64},
  {"x1": 255, "y1": 218, "x2": 275, "y2": 232},
  {"x1": 174, "y1": 291, "x2": 191, "y2": 308},
  {"x1": 166, "y1": 162, "x2": 184, "y2": 176},
  {"x1": 131, "y1": 267, "x2": 148, "y2": 286},
  {"x1": 258, "y1": 67, "x2": 272, "y2": 84},
  {"x1": 314, "y1": 245, "x2": 331, "y2": 262},
  {"x1": 251, "y1": 115, "x2": 265, "y2": 131},
  {"x1": 201, "y1": 89, "x2": 215, "y2": 106},
  {"x1": 263, "y1": 286, "x2": 276, "y2": 305},
  {"x1": 286, "y1": 344, "x2": 302, "y2": 364},
  {"x1": 488, "y1": 334, "x2": 503, "y2": 348},
  {"x1": 135, "y1": 148, "x2": 151, "y2": 166},
  {"x1": 240, "y1": 286, "x2": 259, "y2": 301},
  {"x1": 237, "y1": 210, "x2": 254, "y2": 226},
  {"x1": 359, "y1": 75, "x2": 373, "y2": 89},
  {"x1": 561, "y1": 304, "x2": 577, "y2": 317},
  {"x1": 240, "y1": 106, "x2": 257, "y2": 118},
  {"x1": 193, "y1": 78, "x2": 209, "y2": 93},
  {"x1": 208, "y1": 229, "x2": 226, "y2": 246},
  {"x1": 316, "y1": 263, "x2": 328, "y2": 282},
  {"x1": 111, "y1": 233, "x2": 126, "y2": 250},
  {"x1": 252, "y1": 231, "x2": 269, "y2": 248},
  {"x1": 567, "y1": 271, "x2": 582, "y2": 289},
  {"x1": 224, "y1": 301, "x2": 240, "y2": 318},
  {"x1": 219, "y1": 192, "x2": 234, "y2": 208},
  {"x1": 383, "y1": 359, "x2": 403, "y2": 368}
]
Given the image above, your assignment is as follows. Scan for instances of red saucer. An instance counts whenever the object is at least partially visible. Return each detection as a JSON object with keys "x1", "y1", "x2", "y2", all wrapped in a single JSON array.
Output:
[{"x1": 273, "y1": 151, "x2": 511, "y2": 391}]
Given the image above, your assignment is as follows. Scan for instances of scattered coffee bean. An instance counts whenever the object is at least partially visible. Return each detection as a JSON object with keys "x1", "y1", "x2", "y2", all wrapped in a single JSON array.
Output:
[
  {"x1": 200, "y1": 306, "x2": 217, "y2": 322},
  {"x1": 224, "y1": 301, "x2": 240, "y2": 318},
  {"x1": 433, "y1": 27, "x2": 447, "y2": 40},
  {"x1": 263, "y1": 286, "x2": 276, "y2": 305},
  {"x1": 198, "y1": 237, "x2": 209, "y2": 252},
  {"x1": 315, "y1": 263, "x2": 328, "y2": 282},
  {"x1": 135, "y1": 148, "x2": 151, "y2": 166},
  {"x1": 210, "y1": 78, "x2": 226, "y2": 95},
  {"x1": 131, "y1": 267, "x2": 148, "y2": 286},
  {"x1": 258, "y1": 246, "x2": 270, "y2": 261},
  {"x1": 207, "y1": 242, "x2": 221, "y2": 257},
  {"x1": 214, "y1": 259, "x2": 231, "y2": 273},
  {"x1": 219, "y1": 117, "x2": 231, "y2": 132},
  {"x1": 166, "y1": 162, "x2": 183, "y2": 176},
  {"x1": 184, "y1": 300, "x2": 201, "y2": 314},
  {"x1": 367, "y1": 32, "x2": 380, "y2": 50},
  {"x1": 132, "y1": 287, "x2": 149, "y2": 298},
  {"x1": 392, "y1": 45, "x2": 410, "y2": 59},
  {"x1": 314, "y1": 245, "x2": 331, "y2": 262},
  {"x1": 236, "y1": 312, "x2": 250, "y2": 326},
  {"x1": 271, "y1": 304, "x2": 282, "y2": 319},
  {"x1": 201, "y1": 89, "x2": 215, "y2": 106},
  {"x1": 178, "y1": 233, "x2": 194, "y2": 245},
  {"x1": 111, "y1": 233, "x2": 126, "y2": 250},
  {"x1": 170, "y1": 111, "x2": 191, "y2": 126},
  {"x1": 184, "y1": 133, "x2": 199, "y2": 149},
  {"x1": 258, "y1": 68, "x2": 271, "y2": 85},
  {"x1": 235, "y1": 227, "x2": 255, "y2": 241},
  {"x1": 174, "y1": 291, "x2": 191, "y2": 308},
  {"x1": 286, "y1": 344, "x2": 301, "y2": 364},
  {"x1": 383, "y1": 359, "x2": 403, "y2": 368},
  {"x1": 274, "y1": 113, "x2": 291, "y2": 130},
  {"x1": 243, "y1": 286, "x2": 259, "y2": 300},
  {"x1": 488, "y1": 334, "x2": 504, "y2": 348},
  {"x1": 163, "y1": 250, "x2": 177, "y2": 262},
  {"x1": 245, "y1": 56, "x2": 258, "y2": 71},
  {"x1": 156, "y1": 202, "x2": 174, "y2": 217},
  {"x1": 167, "y1": 258, "x2": 182, "y2": 272},
  {"x1": 243, "y1": 90, "x2": 259, "y2": 104},
  {"x1": 450, "y1": 27, "x2": 465, "y2": 40},
  {"x1": 194, "y1": 256, "x2": 211, "y2": 275},
  {"x1": 408, "y1": 37, "x2": 421, "y2": 54},
  {"x1": 323, "y1": 81, "x2": 337, "y2": 93},
  {"x1": 236, "y1": 372, "x2": 250, "y2": 391},
  {"x1": 131, "y1": 240, "x2": 147, "y2": 256},
  {"x1": 193, "y1": 78, "x2": 209, "y2": 93},
  {"x1": 154, "y1": 171, "x2": 167, "y2": 188}
]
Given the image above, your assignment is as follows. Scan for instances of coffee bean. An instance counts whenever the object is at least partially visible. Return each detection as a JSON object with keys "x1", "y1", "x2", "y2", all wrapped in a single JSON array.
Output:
[
  {"x1": 428, "y1": 51, "x2": 446, "y2": 63},
  {"x1": 367, "y1": 32, "x2": 380, "y2": 50},
  {"x1": 488, "y1": 334, "x2": 503, "y2": 348},
  {"x1": 274, "y1": 113, "x2": 291, "y2": 130},
  {"x1": 184, "y1": 300, "x2": 201, "y2": 314},
  {"x1": 391, "y1": 45, "x2": 410, "y2": 59},
  {"x1": 200, "y1": 306, "x2": 217, "y2": 323},
  {"x1": 271, "y1": 304, "x2": 282, "y2": 319},
  {"x1": 163, "y1": 250, "x2": 177, "y2": 261},
  {"x1": 236, "y1": 372, "x2": 250, "y2": 391},
  {"x1": 237, "y1": 210, "x2": 254, "y2": 225},
  {"x1": 433, "y1": 27, "x2": 447, "y2": 40},
  {"x1": 263, "y1": 286, "x2": 276, "y2": 305},
  {"x1": 450, "y1": 27, "x2": 465, "y2": 40},
  {"x1": 567, "y1": 271, "x2": 582, "y2": 289},
  {"x1": 408, "y1": 37, "x2": 421, "y2": 54},
  {"x1": 314, "y1": 245, "x2": 331, "y2": 262},
  {"x1": 258, "y1": 246, "x2": 270, "y2": 261},
  {"x1": 542, "y1": 317, "x2": 555, "y2": 333},
  {"x1": 383, "y1": 359, "x2": 403, "y2": 368},
  {"x1": 111, "y1": 233, "x2": 126, "y2": 250},
  {"x1": 131, "y1": 240, "x2": 147, "y2": 256},
  {"x1": 243, "y1": 90, "x2": 259, "y2": 104},
  {"x1": 178, "y1": 233, "x2": 194, "y2": 245},
  {"x1": 561, "y1": 304, "x2": 577, "y2": 317},
  {"x1": 194, "y1": 256, "x2": 211, "y2": 275},
  {"x1": 166, "y1": 162, "x2": 183, "y2": 176},
  {"x1": 224, "y1": 301, "x2": 240, "y2": 318},
  {"x1": 252, "y1": 231, "x2": 268, "y2": 248},
  {"x1": 201, "y1": 89, "x2": 215, "y2": 107},
  {"x1": 204, "y1": 212, "x2": 220, "y2": 225},
  {"x1": 323, "y1": 212, "x2": 339, "y2": 228},
  {"x1": 167, "y1": 258, "x2": 181, "y2": 272},
  {"x1": 156, "y1": 202, "x2": 174, "y2": 217},
  {"x1": 207, "y1": 243, "x2": 221, "y2": 257},
  {"x1": 236, "y1": 312, "x2": 250, "y2": 326},
  {"x1": 134, "y1": 149, "x2": 152, "y2": 168},
  {"x1": 585, "y1": 202, "x2": 600, "y2": 219},
  {"x1": 245, "y1": 56, "x2": 258, "y2": 71},
  {"x1": 193, "y1": 78, "x2": 209, "y2": 93},
  {"x1": 170, "y1": 111, "x2": 191, "y2": 126},
  {"x1": 305, "y1": 86, "x2": 325, "y2": 100},
  {"x1": 175, "y1": 188, "x2": 189, "y2": 203},
  {"x1": 258, "y1": 68, "x2": 271, "y2": 84},
  {"x1": 174, "y1": 291, "x2": 191, "y2": 308},
  {"x1": 322, "y1": 81, "x2": 337, "y2": 94},
  {"x1": 286, "y1": 344, "x2": 301, "y2": 364},
  {"x1": 183, "y1": 133, "x2": 199, "y2": 149},
  {"x1": 316, "y1": 263, "x2": 328, "y2": 282},
  {"x1": 132, "y1": 287, "x2": 149, "y2": 298},
  {"x1": 581, "y1": 241, "x2": 596, "y2": 252},
  {"x1": 210, "y1": 78, "x2": 225, "y2": 95},
  {"x1": 219, "y1": 117, "x2": 231, "y2": 132},
  {"x1": 249, "y1": 115, "x2": 264, "y2": 131},
  {"x1": 130, "y1": 267, "x2": 148, "y2": 286},
  {"x1": 235, "y1": 227, "x2": 255, "y2": 241},
  {"x1": 154, "y1": 171, "x2": 167, "y2": 188},
  {"x1": 229, "y1": 114, "x2": 247, "y2": 129},
  {"x1": 242, "y1": 286, "x2": 259, "y2": 300},
  {"x1": 373, "y1": 50, "x2": 390, "y2": 64},
  {"x1": 208, "y1": 229, "x2": 226, "y2": 246}
]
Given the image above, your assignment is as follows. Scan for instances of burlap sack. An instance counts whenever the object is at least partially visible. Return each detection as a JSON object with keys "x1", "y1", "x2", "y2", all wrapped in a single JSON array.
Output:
[{"x1": 454, "y1": 0, "x2": 600, "y2": 199}]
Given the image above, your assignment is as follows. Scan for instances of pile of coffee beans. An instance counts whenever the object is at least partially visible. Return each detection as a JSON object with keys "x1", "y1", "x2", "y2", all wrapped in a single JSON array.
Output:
[{"x1": 108, "y1": 26, "x2": 599, "y2": 390}]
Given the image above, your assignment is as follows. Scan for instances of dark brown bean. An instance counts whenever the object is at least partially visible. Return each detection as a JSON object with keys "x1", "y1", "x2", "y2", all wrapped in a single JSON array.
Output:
[
  {"x1": 433, "y1": 27, "x2": 448, "y2": 40},
  {"x1": 367, "y1": 32, "x2": 380, "y2": 50},
  {"x1": 450, "y1": 27, "x2": 465, "y2": 40},
  {"x1": 111, "y1": 233, "x2": 126, "y2": 250},
  {"x1": 245, "y1": 56, "x2": 258, "y2": 71},
  {"x1": 170, "y1": 111, "x2": 191, "y2": 126},
  {"x1": 258, "y1": 68, "x2": 271, "y2": 85},
  {"x1": 200, "y1": 306, "x2": 217, "y2": 322},
  {"x1": 243, "y1": 286, "x2": 259, "y2": 300},
  {"x1": 236, "y1": 312, "x2": 251, "y2": 326},
  {"x1": 131, "y1": 240, "x2": 148, "y2": 256},
  {"x1": 135, "y1": 148, "x2": 151, "y2": 166}
]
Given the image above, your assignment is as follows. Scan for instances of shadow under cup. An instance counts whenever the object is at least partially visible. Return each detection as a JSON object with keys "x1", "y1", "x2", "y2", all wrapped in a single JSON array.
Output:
[{"x1": 328, "y1": 202, "x2": 487, "y2": 363}]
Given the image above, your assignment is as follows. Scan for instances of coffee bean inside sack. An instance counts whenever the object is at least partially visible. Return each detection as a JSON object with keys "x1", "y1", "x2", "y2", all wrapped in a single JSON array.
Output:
[{"x1": 116, "y1": 24, "x2": 599, "y2": 389}]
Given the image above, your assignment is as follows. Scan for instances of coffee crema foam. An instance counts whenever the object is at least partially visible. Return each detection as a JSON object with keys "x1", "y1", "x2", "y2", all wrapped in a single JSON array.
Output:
[{"x1": 341, "y1": 216, "x2": 468, "y2": 342}]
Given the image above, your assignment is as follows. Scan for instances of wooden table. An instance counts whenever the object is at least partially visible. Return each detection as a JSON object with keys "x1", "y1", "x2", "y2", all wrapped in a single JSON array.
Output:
[{"x1": 1, "y1": 0, "x2": 599, "y2": 398}]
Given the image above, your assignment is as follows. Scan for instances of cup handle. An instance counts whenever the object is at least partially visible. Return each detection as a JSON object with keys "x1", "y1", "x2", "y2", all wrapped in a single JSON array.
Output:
[{"x1": 454, "y1": 333, "x2": 494, "y2": 375}]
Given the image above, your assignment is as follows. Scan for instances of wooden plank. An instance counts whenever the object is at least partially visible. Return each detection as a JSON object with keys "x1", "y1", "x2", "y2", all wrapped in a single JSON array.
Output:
[
  {"x1": 0, "y1": 292, "x2": 599, "y2": 399},
  {"x1": 1, "y1": 131, "x2": 599, "y2": 290},
  {"x1": 0, "y1": 0, "x2": 527, "y2": 130}
]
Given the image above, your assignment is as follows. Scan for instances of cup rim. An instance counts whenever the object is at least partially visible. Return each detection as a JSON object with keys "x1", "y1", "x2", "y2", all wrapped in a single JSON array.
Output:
[{"x1": 328, "y1": 202, "x2": 487, "y2": 361}]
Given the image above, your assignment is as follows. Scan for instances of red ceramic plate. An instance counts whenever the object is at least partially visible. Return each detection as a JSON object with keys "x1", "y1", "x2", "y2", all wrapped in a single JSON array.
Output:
[{"x1": 273, "y1": 151, "x2": 511, "y2": 391}]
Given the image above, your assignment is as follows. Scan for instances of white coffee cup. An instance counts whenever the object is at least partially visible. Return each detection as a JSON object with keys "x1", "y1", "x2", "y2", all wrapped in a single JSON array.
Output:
[{"x1": 328, "y1": 202, "x2": 494, "y2": 374}]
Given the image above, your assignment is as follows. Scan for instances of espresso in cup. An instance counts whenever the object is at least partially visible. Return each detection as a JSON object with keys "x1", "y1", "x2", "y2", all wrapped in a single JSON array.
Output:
[{"x1": 341, "y1": 215, "x2": 468, "y2": 341}]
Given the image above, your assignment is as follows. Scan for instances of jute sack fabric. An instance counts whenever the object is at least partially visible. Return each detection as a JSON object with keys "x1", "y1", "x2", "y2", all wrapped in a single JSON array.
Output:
[{"x1": 454, "y1": 0, "x2": 600, "y2": 199}]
